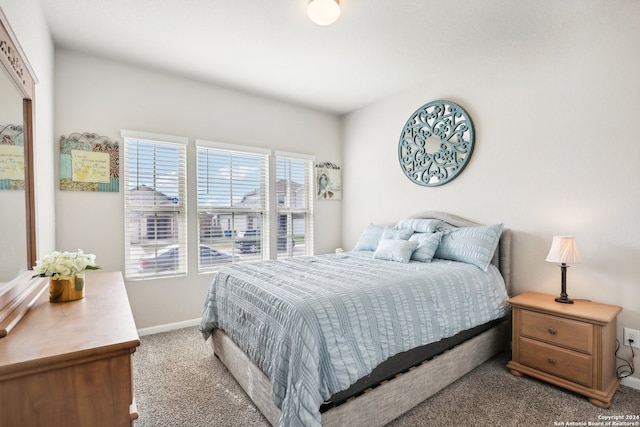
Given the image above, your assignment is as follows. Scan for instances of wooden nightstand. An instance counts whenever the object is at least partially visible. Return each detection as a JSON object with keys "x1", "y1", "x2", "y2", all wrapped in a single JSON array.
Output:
[{"x1": 506, "y1": 292, "x2": 622, "y2": 408}]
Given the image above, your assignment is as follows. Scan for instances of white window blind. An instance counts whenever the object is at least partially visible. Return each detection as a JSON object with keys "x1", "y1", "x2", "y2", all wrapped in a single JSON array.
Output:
[
  {"x1": 122, "y1": 130, "x2": 188, "y2": 280},
  {"x1": 275, "y1": 152, "x2": 314, "y2": 259},
  {"x1": 196, "y1": 140, "x2": 270, "y2": 270}
]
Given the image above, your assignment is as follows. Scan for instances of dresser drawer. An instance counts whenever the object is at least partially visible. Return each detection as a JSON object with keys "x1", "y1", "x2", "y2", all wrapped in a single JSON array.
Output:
[
  {"x1": 519, "y1": 337, "x2": 593, "y2": 387},
  {"x1": 520, "y1": 310, "x2": 593, "y2": 353}
]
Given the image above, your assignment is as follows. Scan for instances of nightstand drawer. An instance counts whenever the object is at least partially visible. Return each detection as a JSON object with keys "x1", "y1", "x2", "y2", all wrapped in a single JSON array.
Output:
[
  {"x1": 519, "y1": 337, "x2": 593, "y2": 387},
  {"x1": 520, "y1": 310, "x2": 593, "y2": 353}
]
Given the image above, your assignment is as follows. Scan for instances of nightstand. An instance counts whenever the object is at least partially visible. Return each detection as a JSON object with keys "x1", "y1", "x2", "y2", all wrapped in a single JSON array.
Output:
[{"x1": 506, "y1": 292, "x2": 622, "y2": 408}]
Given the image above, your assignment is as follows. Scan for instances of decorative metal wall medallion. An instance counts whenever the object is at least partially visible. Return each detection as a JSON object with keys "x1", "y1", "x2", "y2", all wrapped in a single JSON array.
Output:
[{"x1": 398, "y1": 100, "x2": 474, "y2": 186}]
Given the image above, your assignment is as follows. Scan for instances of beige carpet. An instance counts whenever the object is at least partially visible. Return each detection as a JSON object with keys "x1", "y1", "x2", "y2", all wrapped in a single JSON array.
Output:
[{"x1": 132, "y1": 326, "x2": 640, "y2": 426}]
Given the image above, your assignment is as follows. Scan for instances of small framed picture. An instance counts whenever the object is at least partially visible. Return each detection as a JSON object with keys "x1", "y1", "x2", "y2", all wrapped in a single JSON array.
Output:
[{"x1": 315, "y1": 162, "x2": 341, "y2": 200}]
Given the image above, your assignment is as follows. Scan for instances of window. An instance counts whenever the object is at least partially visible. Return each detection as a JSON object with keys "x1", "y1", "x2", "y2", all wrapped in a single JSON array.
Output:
[
  {"x1": 275, "y1": 152, "x2": 314, "y2": 259},
  {"x1": 122, "y1": 130, "x2": 188, "y2": 279},
  {"x1": 196, "y1": 140, "x2": 270, "y2": 271}
]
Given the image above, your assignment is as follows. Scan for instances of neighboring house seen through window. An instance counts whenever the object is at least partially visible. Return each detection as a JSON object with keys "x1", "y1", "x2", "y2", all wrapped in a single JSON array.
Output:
[
  {"x1": 196, "y1": 140, "x2": 270, "y2": 271},
  {"x1": 123, "y1": 133, "x2": 315, "y2": 277},
  {"x1": 275, "y1": 152, "x2": 314, "y2": 259},
  {"x1": 122, "y1": 130, "x2": 188, "y2": 280}
]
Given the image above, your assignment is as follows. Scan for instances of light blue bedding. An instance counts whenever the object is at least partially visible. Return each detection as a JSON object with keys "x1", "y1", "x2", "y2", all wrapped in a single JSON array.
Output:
[{"x1": 200, "y1": 251, "x2": 509, "y2": 427}]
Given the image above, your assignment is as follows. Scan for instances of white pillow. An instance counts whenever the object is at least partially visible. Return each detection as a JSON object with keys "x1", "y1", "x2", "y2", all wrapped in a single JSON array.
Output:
[{"x1": 373, "y1": 239, "x2": 418, "y2": 263}]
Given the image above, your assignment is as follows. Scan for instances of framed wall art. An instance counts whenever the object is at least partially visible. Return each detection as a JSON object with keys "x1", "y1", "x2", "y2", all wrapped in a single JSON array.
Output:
[
  {"x1": 60, "y1": 132, "x2": 119, "y2": 192},
  {"x1": 0, "y1": 124, "x2": 24, "y2": 190},
  {"x1": 315, "y1": 161, "x2": 341, "y2": 200}
]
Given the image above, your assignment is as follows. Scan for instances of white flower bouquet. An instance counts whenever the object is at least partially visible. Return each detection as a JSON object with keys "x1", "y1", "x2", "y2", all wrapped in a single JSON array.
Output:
[{"x1": 33, "y1": 249, "x2": 100, "y2": 280}]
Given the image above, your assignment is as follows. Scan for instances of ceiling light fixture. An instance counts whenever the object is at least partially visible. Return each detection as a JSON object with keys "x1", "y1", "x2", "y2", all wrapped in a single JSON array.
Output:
[{"x1": 307, "y1": 0, "x2": 341, "y2": 26}]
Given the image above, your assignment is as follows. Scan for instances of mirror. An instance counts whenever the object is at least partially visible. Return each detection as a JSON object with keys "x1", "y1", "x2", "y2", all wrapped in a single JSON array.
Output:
[
  {"x1": 0, "y1": 8, "x2": 37, "y2": 302},
  {"x1": 0, "y1": 73, "x2": 27, "y2": 282}
]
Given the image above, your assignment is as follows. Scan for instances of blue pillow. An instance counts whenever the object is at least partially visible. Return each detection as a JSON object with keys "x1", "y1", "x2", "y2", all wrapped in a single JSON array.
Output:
[
  {"x1": 373, "y1": 239, "x2": 418, "y2": 263},
  {"x1": 409, "y1": 232, "x2": 442, "y2": 262},
  {"x1": 395, "y1": 218, "x2": 442, "y2": 233},
  {"x1": 435, "y1": 223, "x2": 504, "y2": 271},
  {"x1": 382, "y1": 228, "x2": 413, "y2": 240},
  {"x1": 353, "y1": 224, "x2": 387, "y2": 251}
]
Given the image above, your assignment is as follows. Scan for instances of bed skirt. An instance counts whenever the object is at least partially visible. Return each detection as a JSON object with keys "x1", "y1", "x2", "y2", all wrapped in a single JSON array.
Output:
[{"x1": 211, "y1": 319, "x2": 510, "y2": 426}]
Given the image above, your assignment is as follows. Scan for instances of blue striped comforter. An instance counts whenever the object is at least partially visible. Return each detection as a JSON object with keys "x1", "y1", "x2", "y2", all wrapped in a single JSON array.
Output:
[{"x1": 200, "y1": 251, "x2": 509, "y2": 427}]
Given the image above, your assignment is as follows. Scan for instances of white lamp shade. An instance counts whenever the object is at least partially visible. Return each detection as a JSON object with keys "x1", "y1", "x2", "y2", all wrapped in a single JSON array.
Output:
[
  {"x1": 307, "y1": 0, "x2": 341, "y2": 26},
  {"x1": 545, "y1": 236, "x2": 582, "y2": 264}
]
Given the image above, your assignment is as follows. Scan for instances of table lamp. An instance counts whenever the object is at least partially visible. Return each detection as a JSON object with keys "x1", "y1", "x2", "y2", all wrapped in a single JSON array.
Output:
[{"x1": 545, "y1": 236, "x2": 581, "y2": 304}]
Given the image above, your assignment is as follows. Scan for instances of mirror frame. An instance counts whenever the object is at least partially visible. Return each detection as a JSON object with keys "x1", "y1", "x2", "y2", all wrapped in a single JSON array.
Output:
[{"x1": 0, "y1": 8, "x2": 36, "y2": 269}]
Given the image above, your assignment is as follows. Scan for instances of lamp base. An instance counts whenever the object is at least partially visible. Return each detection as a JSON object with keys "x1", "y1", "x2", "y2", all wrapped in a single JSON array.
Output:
[{"x1": 555, "y1": 263, "x2": 574, "y2": 304}]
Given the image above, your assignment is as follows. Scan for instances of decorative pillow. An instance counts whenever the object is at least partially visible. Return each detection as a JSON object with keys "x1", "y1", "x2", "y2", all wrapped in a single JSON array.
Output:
[
  {"x1": 373, "y1": 239, "x2": 419, "y2": 263},
  {"x1": 435, "y1": 222, "x2": 456, "y2": 232},
  {"x1": 381, "y1": 228, "x2": 413, "y2": 240},
  {"x1": 395, "y1": 218, "x2": 442, "y2": 233},
  {"x1": 353, "y1": 224, "x2": 387, "y2": 251},
  {"x1": 409, "y1": 232, "x2": 443, "y2": 262},
  {"x1": 434, "y1": 223, "x2": 504, "y2": 271}
]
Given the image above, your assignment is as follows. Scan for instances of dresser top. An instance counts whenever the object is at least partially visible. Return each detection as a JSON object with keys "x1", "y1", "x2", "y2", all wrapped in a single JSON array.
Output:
[
  {"x1": 0, "y1": 271, "x2": 139, "y2": 377},
  {"x1": 508, "y1": 292, "x2": 622, "y2": 324}
]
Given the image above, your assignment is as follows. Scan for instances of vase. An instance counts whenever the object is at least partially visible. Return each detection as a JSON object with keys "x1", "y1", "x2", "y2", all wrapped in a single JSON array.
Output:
[{"x1": 49, "y1": 271, "x2": 85, "y2": 303}]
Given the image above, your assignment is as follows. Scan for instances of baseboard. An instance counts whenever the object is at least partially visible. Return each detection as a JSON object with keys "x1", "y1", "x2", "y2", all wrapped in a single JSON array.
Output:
[
  {"x1": 621, "y1": 375, "x2": 640, "y2": 391},
  {"x1": 137, "y1": 318, "x2": 201, "y2": 336}
]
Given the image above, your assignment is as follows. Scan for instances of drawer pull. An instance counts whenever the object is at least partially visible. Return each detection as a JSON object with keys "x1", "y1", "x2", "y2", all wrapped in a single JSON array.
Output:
[
  {"x1": 548, "y1": 328, "x2": 557, "y2": 335},
  {"x1": 548, "y1": 357, "x2": 557, "y2": 365}
]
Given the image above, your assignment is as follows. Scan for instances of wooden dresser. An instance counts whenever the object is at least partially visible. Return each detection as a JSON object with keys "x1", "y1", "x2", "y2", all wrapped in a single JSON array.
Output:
[
  {"x1": 506, "y1": 292, "x2": 622, "y2": 408},
  {"x1": 0, "y1": 271, "x2": 140, "y2": 426}
]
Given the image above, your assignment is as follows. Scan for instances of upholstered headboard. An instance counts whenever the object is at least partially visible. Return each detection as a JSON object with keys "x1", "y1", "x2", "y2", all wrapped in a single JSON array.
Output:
[{"x1": 408, "y1": 211, "x2": 513, "y2": 296}]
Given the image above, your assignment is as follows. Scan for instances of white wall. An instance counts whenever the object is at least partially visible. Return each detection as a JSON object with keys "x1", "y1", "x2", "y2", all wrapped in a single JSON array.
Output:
[
  {"x1": 0, "y1": 0, "x2": 56, "y2": 258},
  {"x1": 54, "y1": 49, "x2": 342, "y2": 329},
  {"x1": 342, "y1": 3, "x2": 640, "y2": 380}
]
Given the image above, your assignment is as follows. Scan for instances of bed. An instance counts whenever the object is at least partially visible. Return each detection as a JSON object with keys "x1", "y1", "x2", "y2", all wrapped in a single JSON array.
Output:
[{"x1": 200, "y1": 211, "x2": 512, "y2": 427}]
